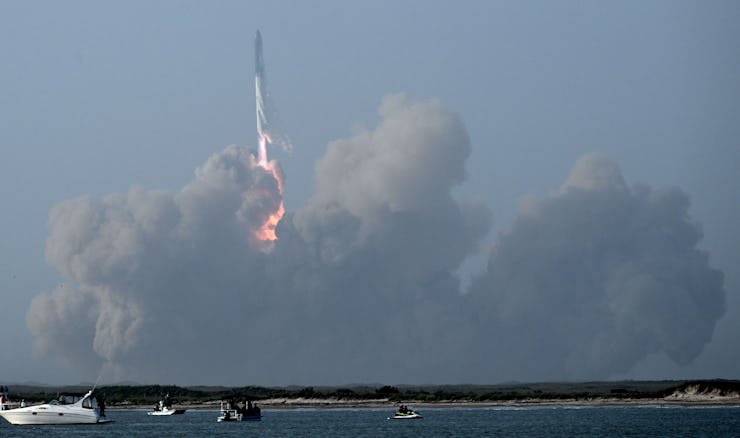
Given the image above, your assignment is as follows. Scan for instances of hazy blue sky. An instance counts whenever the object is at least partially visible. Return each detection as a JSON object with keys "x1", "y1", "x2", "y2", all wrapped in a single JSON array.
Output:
[{"x1": 1, "y1": 1, "x2": 738, "y2": 386}]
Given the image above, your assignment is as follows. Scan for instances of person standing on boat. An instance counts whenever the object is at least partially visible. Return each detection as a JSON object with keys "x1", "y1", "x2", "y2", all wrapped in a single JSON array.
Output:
[
  {"x1": 0, "y1": 393, "x2": 5, "y2": 410},
  {"x1": 20, "y1": 399, "x2": 26, "y2": 408}
]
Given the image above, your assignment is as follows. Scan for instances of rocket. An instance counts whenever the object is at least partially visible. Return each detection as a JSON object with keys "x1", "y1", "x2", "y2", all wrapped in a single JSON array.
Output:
[{"x1": 255, "y1": 30, "x2": 269, "y2": 139}]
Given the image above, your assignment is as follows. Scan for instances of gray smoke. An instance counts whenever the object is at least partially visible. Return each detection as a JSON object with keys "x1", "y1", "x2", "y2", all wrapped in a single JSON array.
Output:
[
  {"x1": 26, "y1": 98, "x2": 725, "y2": 385},
  {"x1": 467, "y1": 154, "x2": 726, "y2": 381},
  {"x1": 27, "y1": 94, "x2": 490, "y2": 385}
]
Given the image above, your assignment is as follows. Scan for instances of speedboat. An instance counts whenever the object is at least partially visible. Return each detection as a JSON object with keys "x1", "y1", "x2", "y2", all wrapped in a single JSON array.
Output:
[
  {"x1": 390, "y1": 410, "x2": 423, "y2": 419},
  {"x1": 147, "y1": 393, "x2": 185, "y2": 416},
  {"x1": 148, "y1": 406, "x2": 186, "y2": 416},
  {"x1": 0, "y1": 390, "x2": 109, "y2": 425},
  {"x1": 148, "y1": 396, "x2": 185, "y2": 416}
]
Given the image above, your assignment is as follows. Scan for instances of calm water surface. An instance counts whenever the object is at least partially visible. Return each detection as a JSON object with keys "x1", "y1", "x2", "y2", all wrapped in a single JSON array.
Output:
[{"x1": 1, "y1": 405, "x2": 739, "y2": 437}]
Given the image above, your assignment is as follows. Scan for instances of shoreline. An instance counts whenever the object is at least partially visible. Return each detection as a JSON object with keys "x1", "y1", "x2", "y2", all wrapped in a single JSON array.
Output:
[{"x1": 110, "y1": 396, "x2": 740, "y2": 410}]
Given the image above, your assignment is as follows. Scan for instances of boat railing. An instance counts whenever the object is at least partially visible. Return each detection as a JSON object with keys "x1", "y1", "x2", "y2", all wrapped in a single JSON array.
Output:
[{"x1": 0, "y1": 401, "x2": 21, "y2": 410}]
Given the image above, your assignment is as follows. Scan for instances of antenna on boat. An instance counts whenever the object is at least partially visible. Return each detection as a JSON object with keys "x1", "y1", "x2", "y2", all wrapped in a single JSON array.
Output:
[{"x1": 91, "y1": 366, "x2": 104, "y2": 393}]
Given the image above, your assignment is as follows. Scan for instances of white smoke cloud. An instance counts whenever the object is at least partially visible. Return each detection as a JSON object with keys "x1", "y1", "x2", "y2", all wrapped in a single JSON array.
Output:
[
  {"x1": 467, "y1": 153, "x2": 726, "y2": 381},
  {"x1": 26, "y1": 284, "x2": 99, "y2": 372},
  {"x1": 26, "y1": 98, "x2": 725, "y2": 385},
  {"x1": 27, "y1": 95, "x2": 490, "y2": 385},
  {"x1": 28, "y1": 146, "x2": 283, "y2": 380}
]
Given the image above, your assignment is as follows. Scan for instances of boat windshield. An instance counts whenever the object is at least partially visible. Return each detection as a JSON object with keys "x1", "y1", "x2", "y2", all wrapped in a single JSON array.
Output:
[
  {"x1": 49, "y1": 395, "x2": 85, "y2": 405},
  {"x1": 82, "y1": 396, "x2": 94, "y2": 409}
]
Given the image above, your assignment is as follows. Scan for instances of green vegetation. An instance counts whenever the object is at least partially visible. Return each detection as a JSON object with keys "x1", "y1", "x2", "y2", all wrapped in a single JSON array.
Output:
[{"x1": 2, "y1": 380, "x2": 737, "y2": 406}]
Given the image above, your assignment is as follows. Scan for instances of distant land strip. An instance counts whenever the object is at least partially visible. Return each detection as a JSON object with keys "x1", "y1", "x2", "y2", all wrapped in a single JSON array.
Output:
[{"x1": 3, "y1": 379, "x2": 739, "y2": 408}]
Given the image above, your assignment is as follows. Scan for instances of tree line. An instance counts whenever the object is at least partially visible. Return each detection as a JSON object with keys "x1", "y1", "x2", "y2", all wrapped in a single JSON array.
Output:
[{"x1": 4, "y1": 380, "x2": 738, "y2": 405}]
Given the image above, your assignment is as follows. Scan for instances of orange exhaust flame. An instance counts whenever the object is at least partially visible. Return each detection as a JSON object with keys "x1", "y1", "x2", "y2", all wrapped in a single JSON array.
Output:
[{"x1": 253, "y1": 134, "x2": 285, "y2": 243}]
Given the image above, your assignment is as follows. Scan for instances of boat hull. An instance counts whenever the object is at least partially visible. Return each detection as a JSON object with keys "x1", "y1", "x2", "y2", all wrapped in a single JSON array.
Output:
[
  {"x1": 0, "y1": 409, "x2": 103, "y2": 425},
  {"x1": 390, "y1": 412, "x2": 423, "y2": 419},
  {"x1": 148, "y1": 408, "x2": 186, "y2": 416},
  {"x1": 217, "y1": 410, "x2": 262, "y2": 422}
]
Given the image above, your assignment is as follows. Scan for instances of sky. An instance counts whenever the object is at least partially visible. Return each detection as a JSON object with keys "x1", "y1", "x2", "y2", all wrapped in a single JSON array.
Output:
[{"x1": 1, "y1": 1, "x2": 738, "y2": 386}]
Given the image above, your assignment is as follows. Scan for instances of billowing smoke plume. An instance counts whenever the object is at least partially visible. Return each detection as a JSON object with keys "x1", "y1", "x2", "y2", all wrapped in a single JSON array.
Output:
[
  {"x1": 26, "y1": 97, "x2": 725, "y2": 385},
  {"x1": 27, "y1": 94, "x2": 490, "y2": 384},
  {"x1": 467, "y1": 154, "x2": 726, "y2": 381}
]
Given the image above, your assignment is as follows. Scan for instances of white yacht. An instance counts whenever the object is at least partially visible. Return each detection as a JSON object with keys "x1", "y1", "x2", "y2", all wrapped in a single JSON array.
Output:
[{"x1": 0, "y1": 390, "x2": 109, "y2": 425}]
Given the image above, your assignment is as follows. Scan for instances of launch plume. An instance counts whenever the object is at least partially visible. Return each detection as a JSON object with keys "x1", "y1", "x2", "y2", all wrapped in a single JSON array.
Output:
[
  {"x1": 25, "y1": 95, "x2": 492, "y2": 384},
  {"x1": 25, "y1": 91, "x2": 725, "y2": 385},
  {"x1": 467, "y1": 154, "x2": 726, "y2": 381}
]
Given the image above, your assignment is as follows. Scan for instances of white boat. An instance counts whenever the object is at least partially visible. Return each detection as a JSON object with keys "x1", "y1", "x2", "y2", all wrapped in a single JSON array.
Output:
[
  {"x1": 147, "y1": 396, "x2": 186, "y2": 415},
  {"x1": 0, "y1": 390, "x2": 109, "y2": 425},
  {"x1": 390, "y1": 409, "x2": 423, "y2": 419},
  {"x1": 147, "y1": 406, "x2": 186, "y2": 416}
]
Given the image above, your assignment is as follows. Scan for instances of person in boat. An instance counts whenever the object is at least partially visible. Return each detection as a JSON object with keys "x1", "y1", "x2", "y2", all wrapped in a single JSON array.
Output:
[
  {"x1": 0, "y1": 393, "x2": 5, "y2": 410},
  {"x1": 164, "y1": 392, "x2": 171, "y2": 409},
  {"x1": 20, "y1": 399, "x2": 26, "y2": 408},
  {"x1": 245, "y1": 400, "x2": 260, "y2": 417},
  {"x1": 98, "y1": 397, "x2": 106, "y2": 417}
]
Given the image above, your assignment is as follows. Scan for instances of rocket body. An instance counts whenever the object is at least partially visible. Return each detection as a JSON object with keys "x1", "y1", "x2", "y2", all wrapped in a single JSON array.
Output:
[
  {"x1": 255, "y1": 30, "x2": 264, "y2": 77},
  {"x1": 255, "y1": 30, "x2": 269, "y2": 139}
]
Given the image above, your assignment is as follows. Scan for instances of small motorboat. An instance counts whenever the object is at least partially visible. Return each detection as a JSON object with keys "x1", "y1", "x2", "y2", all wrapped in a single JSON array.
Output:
[
  {"x1": 390, "y1": 406, "x2": 423, "y2": 419},
  {"x1": 148, "y1": 393, "x2": 185, "y2": 415},
  {"x1": 216, "y1": 400, "x2": 261, "y2": 422},
  {"x1": 147, "y1": 406, "x2": 186, "y2": 416},
  {"x1": 0, "y1": 390, "x2": 110, "y2": 425},
  {"x1": 217, "y1": 408, "x2": 239, "y2": 422}
]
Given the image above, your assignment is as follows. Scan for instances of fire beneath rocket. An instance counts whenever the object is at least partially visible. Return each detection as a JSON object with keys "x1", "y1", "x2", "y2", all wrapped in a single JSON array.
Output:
[
  {"x1": 252, "y1": 30, "x2": 287, "y2": 243},
  {"x1": 252, "y1": 136, "x2": 285, "y2": 242}
]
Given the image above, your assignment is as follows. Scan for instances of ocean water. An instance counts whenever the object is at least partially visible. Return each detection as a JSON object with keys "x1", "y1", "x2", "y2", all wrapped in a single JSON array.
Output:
[{"x1": 1, "y1": 405, "x2": 739, "y2": 437}]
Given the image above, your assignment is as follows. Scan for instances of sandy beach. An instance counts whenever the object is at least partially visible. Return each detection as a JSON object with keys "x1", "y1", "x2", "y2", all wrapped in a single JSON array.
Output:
[{"x1": 111, "y1": 394, "x2": 740, "y2": 411}]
